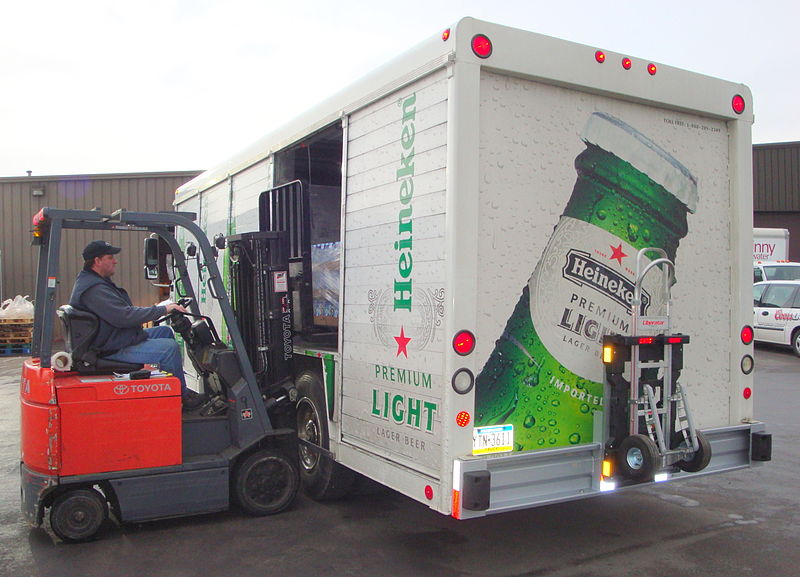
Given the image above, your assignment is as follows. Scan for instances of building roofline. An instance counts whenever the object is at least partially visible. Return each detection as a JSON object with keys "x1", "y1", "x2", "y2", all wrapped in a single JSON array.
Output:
[
  {"x1": 0, "y1": 170, "x2": 203, "y2": 183},
  {"x1": 753, "y1": 141, "x2": 800, "y2": 150}
]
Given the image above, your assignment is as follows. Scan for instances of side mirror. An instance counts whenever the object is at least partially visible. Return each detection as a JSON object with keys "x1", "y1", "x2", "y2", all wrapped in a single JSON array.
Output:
[{"x1": 143, "y1": 236, "x2": 160, "y2": 280}]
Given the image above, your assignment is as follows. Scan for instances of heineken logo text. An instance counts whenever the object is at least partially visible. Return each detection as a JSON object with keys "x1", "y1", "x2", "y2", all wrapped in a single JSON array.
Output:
[
  {"x1": 562, "y1": 249, "x2": 650, "y2": 313},
  {"x1": 394, "y1": 92, "x2": 416, "y2": 312}
]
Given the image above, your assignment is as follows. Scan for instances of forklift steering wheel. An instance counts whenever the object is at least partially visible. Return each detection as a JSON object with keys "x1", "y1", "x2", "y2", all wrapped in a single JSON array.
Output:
[{"x1": 154, "y1": 297, "x2": 194, "y2": 326}]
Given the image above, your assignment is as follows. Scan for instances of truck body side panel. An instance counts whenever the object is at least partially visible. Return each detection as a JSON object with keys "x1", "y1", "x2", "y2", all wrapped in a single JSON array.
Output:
[{"x1": 339, "y1": 69, "x2": 449, "y2": 478}]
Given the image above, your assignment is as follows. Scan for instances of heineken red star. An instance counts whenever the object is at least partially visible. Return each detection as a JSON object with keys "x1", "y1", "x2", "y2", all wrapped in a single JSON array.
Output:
[{"x1": 474, "y1": 111, "x2": 698, "y2": 451}]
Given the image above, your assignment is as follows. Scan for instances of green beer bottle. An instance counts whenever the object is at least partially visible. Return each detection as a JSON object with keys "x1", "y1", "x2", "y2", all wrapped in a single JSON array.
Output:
[{"x1": 474, "y1": 112, "x2": 698, "y2": 451}]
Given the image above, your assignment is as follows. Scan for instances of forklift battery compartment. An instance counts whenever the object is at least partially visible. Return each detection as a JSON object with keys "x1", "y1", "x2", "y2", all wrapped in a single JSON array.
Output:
[{"x1": 21, "y1": 359, "x2": 182, "y2": 477}]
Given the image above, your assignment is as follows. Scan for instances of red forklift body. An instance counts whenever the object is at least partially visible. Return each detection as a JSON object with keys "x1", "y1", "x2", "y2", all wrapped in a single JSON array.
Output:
[{"x1": 21, "y1": 359, "x2": 182, "y2": 477}]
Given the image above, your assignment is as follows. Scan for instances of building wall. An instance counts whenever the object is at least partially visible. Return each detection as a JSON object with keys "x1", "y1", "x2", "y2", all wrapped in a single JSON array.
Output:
[
  {"x1": 0, "y1": 171, "x2": 200, "y2": 310},
  {"x1": 753, "y1": 142, "x2": 800, "y2": 259}
]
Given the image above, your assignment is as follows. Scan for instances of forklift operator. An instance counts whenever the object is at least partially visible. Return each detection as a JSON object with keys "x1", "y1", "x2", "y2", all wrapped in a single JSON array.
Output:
[{"x1": 69, "y1": 240, "x2": 197, "y2": 405}]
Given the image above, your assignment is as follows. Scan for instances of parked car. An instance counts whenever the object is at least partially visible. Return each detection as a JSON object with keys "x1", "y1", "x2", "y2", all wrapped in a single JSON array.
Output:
[
  {"x1": 753, "y1": 261, "x2": 800, "y2": 283},
  {"x1": 753, "y1": 280, "x2": 800, "y2": 355}
]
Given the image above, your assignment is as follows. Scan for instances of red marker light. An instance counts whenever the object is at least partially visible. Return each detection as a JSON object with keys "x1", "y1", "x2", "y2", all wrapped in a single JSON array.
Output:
[
  {"x1": 456, "y1": 411, "x2": 471, "y2": 427},
  {"x1": 471, "y1": 34, "x2": 492, "y2": 58},
  {"x1": 442, "y1": 28, "x2": 451, "y2": 42},
  {"x1": 647, "y1": 63, "x2": 657, "y2": 75},
  {"x1": 424, "y1": 485, "x2": 434, "y2": 500},
  {"x1": 743, "y1": 387, "x2": 752, "y2": 400},
  {"x1": 595, "y1": 50, "x2": 606, "y2": 63},
  {"x1": 638, "y1": 337, "x2": 655, "y2": 345},
  {"x1": 453, "y1": 330, "x2": 476, "y2": 356},
  {"x1": 741, "y1": 325, "x2": 754, "y2": 345},
  {"x1": 732, "y1": 94, "x2": 746, "y2": 114},
  {"x1": 622, "y1": 57, "x2": 632, "y2": 70}
]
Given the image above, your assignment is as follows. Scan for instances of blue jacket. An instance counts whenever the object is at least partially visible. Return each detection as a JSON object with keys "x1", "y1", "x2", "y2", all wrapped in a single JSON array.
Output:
[{"x1": 69, "y1": 270, "x2": 167, "y2": 354}]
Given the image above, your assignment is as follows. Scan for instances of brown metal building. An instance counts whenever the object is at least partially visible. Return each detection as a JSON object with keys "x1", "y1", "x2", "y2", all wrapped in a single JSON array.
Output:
[
  {"x1": 0, "y1": 171, "x2": 201, "y2": 311},
  {"x1": 754, "y1": 141, "x2": 800, "y2": 259}
]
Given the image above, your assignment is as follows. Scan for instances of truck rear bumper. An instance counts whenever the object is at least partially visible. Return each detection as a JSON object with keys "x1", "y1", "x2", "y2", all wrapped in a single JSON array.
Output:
[{"x1": 453, "y1": 423, "x2": 769, "y2": 519}]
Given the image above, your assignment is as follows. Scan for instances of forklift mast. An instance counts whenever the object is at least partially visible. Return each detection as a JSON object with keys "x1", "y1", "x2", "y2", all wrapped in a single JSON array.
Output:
[{"x1": 228, "y1": 231, "x2": 293, "y2": 391}]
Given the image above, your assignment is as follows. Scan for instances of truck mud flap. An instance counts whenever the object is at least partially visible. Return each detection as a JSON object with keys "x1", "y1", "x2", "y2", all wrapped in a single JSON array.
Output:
[{"x1": 751, "y1": 431, "x2": 772, "y2": 461}]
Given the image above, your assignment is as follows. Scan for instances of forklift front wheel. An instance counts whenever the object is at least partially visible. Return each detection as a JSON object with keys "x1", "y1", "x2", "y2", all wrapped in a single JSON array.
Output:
[
  {"x1": 617, "y1": 434, "x2": 659, "y2": 481},
  {"x1": 234, "y1": 449, "x2": 299, "y2": 516},
  {"x1": 49, "y1": 488, "x2": 108, "y2": 543},
  {"x1": 674, "y1": 430, "x2": 712, "y2": 473}
]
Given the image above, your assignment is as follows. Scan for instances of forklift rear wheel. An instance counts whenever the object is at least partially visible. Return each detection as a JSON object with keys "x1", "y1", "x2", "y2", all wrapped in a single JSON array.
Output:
[
  {"x1": 617, "y1": 434, "x2": 660, "y2": 481},
  {"x1": 234, "y1": 449, "x2": 299, "y2": 516},
  {"x1": 49, "y1": 488, "x2": 108, "y2": 543},
  {"x1": 296, "y1": 370, "x2": 356, "y2": 500},
  {"x1": 673, "y1": 430, "x2": 712, "y2": 472}
]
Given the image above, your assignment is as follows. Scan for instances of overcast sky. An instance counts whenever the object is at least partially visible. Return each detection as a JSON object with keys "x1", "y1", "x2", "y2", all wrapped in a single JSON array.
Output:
[{"x1": 2, "y1": 0, "x2": 797, "y2": 178}]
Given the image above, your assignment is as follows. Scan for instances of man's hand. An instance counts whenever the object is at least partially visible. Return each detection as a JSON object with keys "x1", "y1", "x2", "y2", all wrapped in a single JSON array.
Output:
[{"x1": 165, "y1": 303, "x2": 188, "y2": 314}]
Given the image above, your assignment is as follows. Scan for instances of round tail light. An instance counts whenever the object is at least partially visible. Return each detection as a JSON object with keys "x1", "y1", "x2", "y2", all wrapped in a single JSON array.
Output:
[
  {"x1": 471, "y1": 34, "x2": 493, "y2": 58},
  {"x1": 453, "y1": 330, "x2": 476, "y2": 356},
  {"x1": 732, "y1": 95, "x2": 746, "y2": 114}
]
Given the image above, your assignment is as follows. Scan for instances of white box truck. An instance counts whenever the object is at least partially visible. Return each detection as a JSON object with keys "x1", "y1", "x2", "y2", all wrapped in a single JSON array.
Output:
[
  {"x1": 173, "y1": 17, "x2": 769, "y2": 519},
  {"x1": 753, "y1": 227, "x2": 790, "y2": 261}
]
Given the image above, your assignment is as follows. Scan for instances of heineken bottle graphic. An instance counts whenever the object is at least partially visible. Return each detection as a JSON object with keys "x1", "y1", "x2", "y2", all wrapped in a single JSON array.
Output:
[{"x1": 475, "y1": 111, "x2": 698, "y2": 451}]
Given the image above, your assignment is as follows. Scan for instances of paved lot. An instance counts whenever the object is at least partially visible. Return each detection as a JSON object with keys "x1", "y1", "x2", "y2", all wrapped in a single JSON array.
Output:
[{"x1": 0, "y1": 345, "x2": 797, "y2": 577}]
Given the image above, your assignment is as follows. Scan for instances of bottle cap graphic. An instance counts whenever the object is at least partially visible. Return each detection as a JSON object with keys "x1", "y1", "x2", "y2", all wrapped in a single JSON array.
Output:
[{"x1": 581, "y1": 112, "x2": 698, "y2": 213}]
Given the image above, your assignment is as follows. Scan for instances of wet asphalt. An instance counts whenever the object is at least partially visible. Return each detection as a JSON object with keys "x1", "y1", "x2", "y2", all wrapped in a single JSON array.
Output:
[{"x1": 0, "y1": 346, "x2": 798, "y2": 577}]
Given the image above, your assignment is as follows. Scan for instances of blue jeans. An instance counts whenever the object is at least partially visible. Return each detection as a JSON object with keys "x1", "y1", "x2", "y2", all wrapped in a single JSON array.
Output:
[{"x1": 106, "y1": 326, "x2": 188, "y2": 397}]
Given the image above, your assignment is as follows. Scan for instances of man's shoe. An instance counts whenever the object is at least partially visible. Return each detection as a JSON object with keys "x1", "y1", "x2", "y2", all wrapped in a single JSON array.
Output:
[{"x1": 182, "y1": 390, "x2": 206, "y2": 410}]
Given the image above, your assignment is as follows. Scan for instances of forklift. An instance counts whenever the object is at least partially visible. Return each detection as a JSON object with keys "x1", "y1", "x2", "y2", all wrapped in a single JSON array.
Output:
[{"x1": 20, "y1": 207, "x2": 299, "y2": 542}]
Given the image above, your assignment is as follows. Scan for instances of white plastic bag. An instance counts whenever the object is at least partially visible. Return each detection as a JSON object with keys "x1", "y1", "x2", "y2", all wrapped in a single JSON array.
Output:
[{"x1": 1, "y1": 295, "x2": 34, "y2": 320}]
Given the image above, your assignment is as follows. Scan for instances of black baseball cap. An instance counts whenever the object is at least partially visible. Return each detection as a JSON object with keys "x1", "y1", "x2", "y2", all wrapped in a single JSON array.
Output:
[{"x1": 83, "y1": 240, "x2": 121, "y2": 260}]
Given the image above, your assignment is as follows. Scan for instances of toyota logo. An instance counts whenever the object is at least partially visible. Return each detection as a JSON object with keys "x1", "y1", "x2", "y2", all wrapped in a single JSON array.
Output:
[{"x1": 114, "y1": 384, "x2": 129, "y2": 395}]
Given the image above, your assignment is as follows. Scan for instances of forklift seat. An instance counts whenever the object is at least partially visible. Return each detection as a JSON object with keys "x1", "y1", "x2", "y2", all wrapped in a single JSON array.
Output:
[{"x1": 57, "y1": 305, "x2": 143, "y2": 375}]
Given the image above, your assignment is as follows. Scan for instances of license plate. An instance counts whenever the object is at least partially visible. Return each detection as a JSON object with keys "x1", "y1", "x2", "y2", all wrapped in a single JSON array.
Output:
[{"x1": 473, "y1": 424, "x2": 514, "y2": 455}]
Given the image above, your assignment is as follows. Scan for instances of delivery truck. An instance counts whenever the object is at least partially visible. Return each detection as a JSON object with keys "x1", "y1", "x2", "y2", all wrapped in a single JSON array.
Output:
[
  {"x1": 172, "y1": 17, "x2": 770, "y2": 519},
  {"x1": 753, "y1": 227, "x2": 790, "y2": 261}
]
